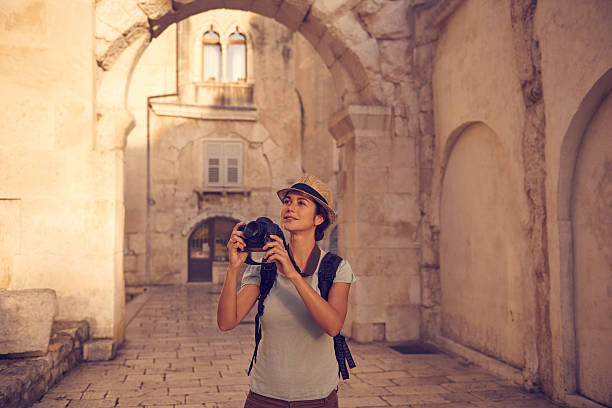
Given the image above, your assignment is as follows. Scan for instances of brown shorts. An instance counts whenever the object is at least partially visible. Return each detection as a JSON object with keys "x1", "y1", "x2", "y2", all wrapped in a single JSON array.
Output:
[{"x1": 244, "y1": 389, "x2": 338, "y2": 408}]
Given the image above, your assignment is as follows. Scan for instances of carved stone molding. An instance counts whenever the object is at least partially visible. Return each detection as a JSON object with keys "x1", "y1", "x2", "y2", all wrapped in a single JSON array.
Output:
[{"x1": 328, "y1": 105, "x2": 391, "y2": 146}]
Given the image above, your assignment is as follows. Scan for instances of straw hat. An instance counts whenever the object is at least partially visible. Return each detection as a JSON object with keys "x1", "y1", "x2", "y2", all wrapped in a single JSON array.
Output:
[{"x1": 276, "y1": 174, "x2": 337, "y2": 224}]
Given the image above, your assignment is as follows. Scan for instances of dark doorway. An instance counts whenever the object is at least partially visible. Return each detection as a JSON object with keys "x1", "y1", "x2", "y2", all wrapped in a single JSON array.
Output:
[{"x1": 188, "y1": 217, "x2": 238, "y2": 282}]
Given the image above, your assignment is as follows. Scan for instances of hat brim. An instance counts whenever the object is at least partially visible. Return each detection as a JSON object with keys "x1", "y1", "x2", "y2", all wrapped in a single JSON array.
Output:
[{"x1": 276, "y1": 187, "x2": 337, "y2": 224}]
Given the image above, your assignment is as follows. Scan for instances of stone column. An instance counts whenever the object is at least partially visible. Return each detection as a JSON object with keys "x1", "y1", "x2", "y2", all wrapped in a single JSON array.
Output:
[{"x1": 330, "y1": 105, "x2": 421, "y2": 343}]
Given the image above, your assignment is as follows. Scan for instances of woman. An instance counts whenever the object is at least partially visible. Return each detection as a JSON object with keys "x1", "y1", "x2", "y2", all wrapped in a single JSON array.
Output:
[{"x1": 217, "y1": 173, "x2": 356, "y2": 407}]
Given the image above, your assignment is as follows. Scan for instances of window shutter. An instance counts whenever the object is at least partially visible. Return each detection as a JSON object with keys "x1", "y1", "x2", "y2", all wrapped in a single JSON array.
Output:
[
  {"x1": 205, "y1": 142, "x2": 223, "y2": 186},
  {"x1": 225, "y1": 143, "x2": 242, "y2": 186}
]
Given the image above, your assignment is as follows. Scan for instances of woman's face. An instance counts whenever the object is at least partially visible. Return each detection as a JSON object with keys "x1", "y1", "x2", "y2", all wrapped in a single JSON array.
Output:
[{"x1": 281, "y1": 191, "x2": 324, "y2": 233}]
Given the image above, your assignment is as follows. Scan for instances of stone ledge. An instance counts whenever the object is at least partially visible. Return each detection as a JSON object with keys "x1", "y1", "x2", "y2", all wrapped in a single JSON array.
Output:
[{"x1": 0, "y1": 321, "x2": 89, "y2": 408}]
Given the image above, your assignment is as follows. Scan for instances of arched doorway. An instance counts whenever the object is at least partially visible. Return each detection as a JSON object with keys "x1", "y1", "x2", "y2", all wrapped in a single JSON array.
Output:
[{"x1": 188, "y1": 216, "x2": 237, "y2": 282}]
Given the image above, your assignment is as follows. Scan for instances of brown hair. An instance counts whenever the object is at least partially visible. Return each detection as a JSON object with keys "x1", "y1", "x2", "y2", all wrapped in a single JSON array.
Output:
[{"x1": 314, "y1": 203, "x2": 330, "y2": 241}]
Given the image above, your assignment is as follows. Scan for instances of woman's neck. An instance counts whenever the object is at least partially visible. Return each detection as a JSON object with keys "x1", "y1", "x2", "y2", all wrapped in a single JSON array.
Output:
[{"x1": 288, "y1": 230, "x2": 316, "y2": 270}]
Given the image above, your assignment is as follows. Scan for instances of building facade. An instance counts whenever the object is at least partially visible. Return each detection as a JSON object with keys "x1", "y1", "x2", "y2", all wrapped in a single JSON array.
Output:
[{"x1": 124, "y1": 9, "x2": 340, "y2": 286}]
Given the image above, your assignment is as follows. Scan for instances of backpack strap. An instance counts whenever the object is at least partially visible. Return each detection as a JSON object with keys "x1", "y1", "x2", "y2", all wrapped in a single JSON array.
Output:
[
  {"x1": 247, "y1": 262, "x2": 276, "y2": 376},
  {"x1": 318, "y1": 252, "x2": 357, "y2": 380},
  {"x1": 248, "y1": 240, "x2": 303, "y2": 375}
]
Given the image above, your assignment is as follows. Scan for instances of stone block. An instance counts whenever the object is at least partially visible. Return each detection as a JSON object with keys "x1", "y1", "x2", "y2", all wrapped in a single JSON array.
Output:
[
  {"x1": 336, "y1": 11, "x2": 370, "y2": 48},
  {"x1": 124, "y1": 255, "x2": 137, "y2": 272},
  {"x1": 276, "y1": 0, "x2": 313, "y2": 32},
  {"x1": 127, "y1": 233, "x2": 146, "y2": 254},
  {"x1": 83, "y1": 339, "x2": 117, "y2": 361},
  {"x1": 415, "y1": 43, "x2": 434, "y2": 84},
  {"x1": 386, "y1": 304, "x2": 420, "y2": 342},
  {"x1": 383, "y1": 192, "x2": 420, "y2": 224},
  {"x1": 380, "y1": 39, "x2": 412, "y2": 81},
  {"x1": 388, "y1": 167, "x2": 418, "y2": 194},
  {"x1": 385, "y1": 273, "x2": 421, "y2": 305},
  {"x1": 0, "y1": 289, "x2": 58, "y2": 356},
  {"x1": 354, "y1": 222, "x2": 417, "y2": 249},
  {"x1": 355, "y1": 135, "x2": 391, "y2": 168},
  {"x1": 251, "y1": 0, "x2": 282, "y2": 18},
  {"x1": 346, "y1": 247, "x2": 419, "y2": 278},
  {"x1": 357, "y1": 0, "x2": 412, "y2": 39},
  {"x1": 419, "y1": 111, "x2": 434, "y2": 136},
  {"x1": 154, "y1": 212, "x2": 174, "y2": 232},
  {"x1": 351, "y1": 321, "x2": 375, "y2": 343},
  {"x1": 352, "y1": 277, "x2": 384, "y2": 306},
  {"x1": 354, "y1": 166, "x2": 389, "y2": 194},
  {"x1": 298, "y1": 4, "x2": 327, "y2": 45},
  {"x1": 134, "y1": 0, "x2": 172, "y2": 20}
]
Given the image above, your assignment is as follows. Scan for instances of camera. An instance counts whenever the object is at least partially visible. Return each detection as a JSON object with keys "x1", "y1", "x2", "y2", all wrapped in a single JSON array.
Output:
[{"x1": 238, "y1": 217, "x2": 285, "y2": 265}]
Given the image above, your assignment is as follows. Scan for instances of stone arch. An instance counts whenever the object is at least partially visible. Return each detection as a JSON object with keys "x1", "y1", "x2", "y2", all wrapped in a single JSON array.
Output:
[
  {"x1": 95, "y1": 0, "x2": 378, "y2": 144},
  {"x1": 557, "y1": 67, "x2": 612, "y2": 403},
  {"x1": 558, "y1": 68, "x2": 612, "y2": 220},
  {"x1": 430, "y1": 120, "x2": 479, "y2": 228},
  {"x1": 437, "y1": 121, "x2": 529, "y2": 372},
  {"x1": 182, "y1": 209, "x2": 248, "y2": 237}
]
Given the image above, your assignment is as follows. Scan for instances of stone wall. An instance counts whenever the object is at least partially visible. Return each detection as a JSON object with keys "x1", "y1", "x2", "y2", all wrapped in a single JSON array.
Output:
[
  {"x1": 0, "y1": 1, "x2": 125, "y2": 348},
  {"x1": 430, "y1": 0, "x2": 535, "y2": 383},
  {"x1": 0, "y1": 321, "x2": 89, "y2": 408},
  {"x1": 422, "y1": 0, "x2": 612, "y2": 405}
]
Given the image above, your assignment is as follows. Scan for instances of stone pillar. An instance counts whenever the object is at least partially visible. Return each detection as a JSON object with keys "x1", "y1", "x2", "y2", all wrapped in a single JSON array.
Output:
[{"x1": 330, "y1": 105, "x2": 421, "y2": 343}]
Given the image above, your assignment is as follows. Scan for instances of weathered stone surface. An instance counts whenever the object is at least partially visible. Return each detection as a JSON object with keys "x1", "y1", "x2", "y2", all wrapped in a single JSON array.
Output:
[
  {"x1": 380, "y1": 39, "x2": 411, "y2": 81},
  {"x1": 386, "y1": 304, "x2": 420, "y2": 342},
  {"x1": 134, "y1": 0, "x2": 172, "y2": 20},
  {"x1": 351, "y1": 321, "x2": 376, "y2": 343},
  {"x1": 95, "y1": 0, "x2": 150, "y2": 70},
  {"x1": 250, "y1": 0, "x2": 282, "y2": 18},
  {"x1": 276, "y1": 0, "x2": 315, "y2": 32},
  {"x1": 83, "y1": 339, "x2": 117, "y2": 361},
  {"x1": 357, "y1": 0, "x2": 412, "y2": 39},
  {"x1": 0, "y1": 289, "x2": 58, "y2": 356},
  {"x1": 0, "y1": 320, "x2": 88, "y2": 408}
]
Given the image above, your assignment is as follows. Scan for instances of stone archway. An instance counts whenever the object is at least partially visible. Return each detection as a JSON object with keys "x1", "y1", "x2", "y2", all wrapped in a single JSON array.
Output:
[
  {"x1": 95, "y1": 0, "x2": 423, "y2": 345},
  {"x1": 95, "y1": 0, "x2": 384, "y2": 153}
]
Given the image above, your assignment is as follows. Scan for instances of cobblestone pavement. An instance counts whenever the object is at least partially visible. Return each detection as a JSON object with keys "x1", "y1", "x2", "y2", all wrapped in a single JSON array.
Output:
[{"x1": 33, "y1": 285, "x2": 565, "y2": 408}]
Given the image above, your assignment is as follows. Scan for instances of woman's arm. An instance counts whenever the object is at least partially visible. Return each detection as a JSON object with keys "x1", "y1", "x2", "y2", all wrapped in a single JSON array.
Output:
[
  {"x1": 216, "y1": 222, "x2": 260, "y2": 331},
  {"x1": 217, "y1": 266, "x2": 260, "y2": 331}
]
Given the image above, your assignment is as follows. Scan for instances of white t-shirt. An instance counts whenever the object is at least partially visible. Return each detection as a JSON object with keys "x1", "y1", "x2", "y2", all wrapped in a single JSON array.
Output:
[{"x1": 240, "y1": 249, "x2": 356, "y2": 401}]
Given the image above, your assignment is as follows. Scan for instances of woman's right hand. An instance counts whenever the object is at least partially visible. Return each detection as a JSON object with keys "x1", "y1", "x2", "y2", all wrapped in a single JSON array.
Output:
[{"x1": 227, "y1": 222, "x2": 248, "y2": 271}]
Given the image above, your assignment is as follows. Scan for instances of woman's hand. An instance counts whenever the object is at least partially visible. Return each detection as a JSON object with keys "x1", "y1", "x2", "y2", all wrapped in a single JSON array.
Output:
[
  {"x1": 263, "y1": 235, "x2": 300, "y2": 279},
  {"x1": 227, "y1": 222, "x2": 248, "y2": 271}
]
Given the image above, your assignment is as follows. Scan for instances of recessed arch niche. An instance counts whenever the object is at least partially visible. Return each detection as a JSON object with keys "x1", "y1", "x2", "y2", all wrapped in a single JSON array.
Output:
[
  {"x1": 439, "y1": 122, "x2": 528, "y2": 368},
  {"x1": 569, "y1": 76, "x2": 612, "y2": 407}
]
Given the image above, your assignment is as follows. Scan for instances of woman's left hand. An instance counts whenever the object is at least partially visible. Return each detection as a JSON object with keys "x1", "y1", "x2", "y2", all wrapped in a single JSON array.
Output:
[{"x1": 263, "y1": 235, "x2": 300, "y2": 279}]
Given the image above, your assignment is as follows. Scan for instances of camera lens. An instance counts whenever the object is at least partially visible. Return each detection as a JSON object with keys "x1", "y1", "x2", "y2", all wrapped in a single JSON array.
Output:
[{"x1": 243, "y1": 221, "x2": 264, "y2": 241}]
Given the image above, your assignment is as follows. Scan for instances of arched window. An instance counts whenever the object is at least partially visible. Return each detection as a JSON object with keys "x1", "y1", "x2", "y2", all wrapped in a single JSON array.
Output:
[
  {"x1": 202, "y1": 28, "x2": 221, "y2": 81},
  {"x1": 227, "y1": 29, "x2": 246, "y2": 82}
]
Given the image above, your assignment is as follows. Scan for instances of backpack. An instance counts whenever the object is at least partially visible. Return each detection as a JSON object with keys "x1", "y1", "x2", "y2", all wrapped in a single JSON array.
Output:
[{"x1": 247, "y1": 252, "x2": 356, "y2": 380}]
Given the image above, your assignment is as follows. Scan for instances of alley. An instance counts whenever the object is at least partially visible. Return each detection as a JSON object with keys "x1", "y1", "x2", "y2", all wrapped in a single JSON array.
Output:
[{"x1": 33, "y1": 285, "x2": 564, "y2": 408}]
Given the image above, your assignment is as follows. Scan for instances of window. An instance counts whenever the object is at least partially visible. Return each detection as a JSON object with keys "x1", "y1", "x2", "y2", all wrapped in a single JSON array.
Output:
[
  {"x1": 200, "y1": 25, "x2": 247, "y2": 82},
  {"x1": 227, "y1": 30, "x2": 246, "y2": 82},
  {"x1": 204, "y1": 142, "x2": 243, "y2": 187},
  {"x1": 203, "y1": 28, "x2": 221, "y2": 81}
]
